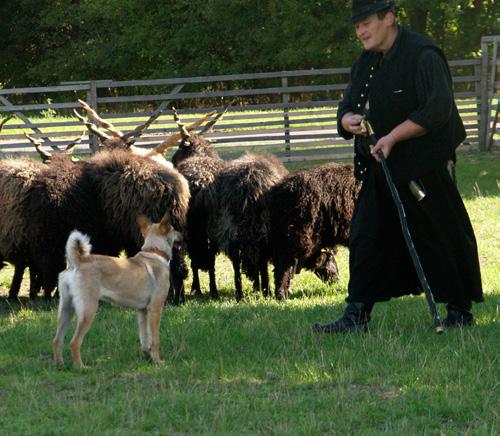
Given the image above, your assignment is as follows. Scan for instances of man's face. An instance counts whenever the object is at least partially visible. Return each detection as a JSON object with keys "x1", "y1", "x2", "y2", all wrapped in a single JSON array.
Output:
[{"x1": 354, "y1": 12, "x2": 394, "y2": 53}]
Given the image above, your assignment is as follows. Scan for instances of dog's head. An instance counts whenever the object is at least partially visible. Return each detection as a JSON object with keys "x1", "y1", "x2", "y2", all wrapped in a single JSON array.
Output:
[{"x1": 137, "y1": 212, "x2": 182, "y2": 259}]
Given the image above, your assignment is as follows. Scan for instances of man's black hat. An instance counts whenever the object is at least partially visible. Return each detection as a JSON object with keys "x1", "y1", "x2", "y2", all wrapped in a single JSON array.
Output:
[{"x1": 351, "y1": 0, "x2": 395, "y2": 24}]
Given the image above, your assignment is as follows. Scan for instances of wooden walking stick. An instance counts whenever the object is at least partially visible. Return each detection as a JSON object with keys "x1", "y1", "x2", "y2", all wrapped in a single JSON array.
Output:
[{"x1": 360, "y1": 120, "x2": 444, "y2": 334}]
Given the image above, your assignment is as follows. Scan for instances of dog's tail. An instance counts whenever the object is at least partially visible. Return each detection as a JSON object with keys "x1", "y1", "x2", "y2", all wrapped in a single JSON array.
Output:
[{"x1": 65, "y1": 230, "x2": 92, "y2": 267}]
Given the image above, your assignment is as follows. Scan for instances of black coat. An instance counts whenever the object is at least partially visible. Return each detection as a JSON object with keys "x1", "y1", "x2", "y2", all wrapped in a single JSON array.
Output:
[
  {"x1": 338, "y1": 26, "x2": 465, "y2": 184},
  {"x1": 338, "y1": 27, "x2": 483, "y2": 306},
  {"x1": 347, "y1": 162, "x2": 483, "y2": 306}
]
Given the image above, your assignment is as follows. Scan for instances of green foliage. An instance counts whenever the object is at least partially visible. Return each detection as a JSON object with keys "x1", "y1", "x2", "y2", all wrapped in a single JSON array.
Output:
[{"x1": 0, "y1": 0, "x2": 497, "y2": 87}]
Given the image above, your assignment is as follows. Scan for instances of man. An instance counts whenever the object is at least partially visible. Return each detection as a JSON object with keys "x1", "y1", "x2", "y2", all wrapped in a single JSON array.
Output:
[{"x1": 313, "y1": 0, "x2": 483, "y2": 333}]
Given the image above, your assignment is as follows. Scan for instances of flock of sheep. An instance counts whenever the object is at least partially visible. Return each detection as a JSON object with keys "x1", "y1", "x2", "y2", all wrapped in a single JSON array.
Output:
[{"x1": 0, "y1": 102, "x2": 360, "y2": 302}]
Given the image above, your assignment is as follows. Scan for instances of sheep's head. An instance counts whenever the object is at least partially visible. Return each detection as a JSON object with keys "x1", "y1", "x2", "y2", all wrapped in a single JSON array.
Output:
[
  {"x1": 171, "y1": 108, "x2": 217, "y2": 166},
  {"x1": 74, "y1": 99, "x2": 161, "y2": 152},
  {"x1": 312, "y1": 248, "x2": 339, "y2": 284},
  {"x1": 171, "y1": 102, "x2": 233, "y2": 166},
  {"x1": 25, "y1": 132, "x2": 84, "y2": 164}
]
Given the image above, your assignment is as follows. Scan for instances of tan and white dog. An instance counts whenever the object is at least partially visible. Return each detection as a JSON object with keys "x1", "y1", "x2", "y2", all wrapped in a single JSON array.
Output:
[{"x1": 53, "y1": 212, "x2": 181, "y2": 368}]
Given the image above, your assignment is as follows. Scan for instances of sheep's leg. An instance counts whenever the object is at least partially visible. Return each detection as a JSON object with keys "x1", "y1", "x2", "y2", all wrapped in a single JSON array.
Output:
[
  {"x1": 208, "y1": 252, "x2": 219, "y2": 299},
  {"x1": 41, "y1": 269, "x2": 58, "y2": 300},
  {"x1": 252, "y1": 273, "x2": 260, "y2": 294},
  {"x1": 8, "y1": 263, "x2": 25, "y2": 300},
  {"x1": 29, "y1": 267, "x2": 41, "y2": 299},
  {"x1": 229, "y1": 248, "x2": 243, "y2": 301},
  {"x1": 260, "y1": 257, "x2": 270, "y2": 297},
  {"x1": 171, "y1": 248, "x2": 187, "y2": 305},
  {"x1": 43, "y1": 285, "x2": 55, "y2": 300},
  {"x1": 274, "y1": 262, "x2": 293, "y2": 300},
  {"x1": 288, "y1": 259, "x2": 299, "y2": 296},
  {"x1": 190, "y1": 266, "x2": 202, "y2": 296}
]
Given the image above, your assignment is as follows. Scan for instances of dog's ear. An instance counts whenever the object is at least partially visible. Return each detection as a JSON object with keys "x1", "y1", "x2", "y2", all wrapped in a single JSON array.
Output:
[
  {"x1": 137, "y1": 214, "x2": 151, "y2": 234},
  {"x1": 159, "y1": 212, "x2": 171, "y2": 234}
]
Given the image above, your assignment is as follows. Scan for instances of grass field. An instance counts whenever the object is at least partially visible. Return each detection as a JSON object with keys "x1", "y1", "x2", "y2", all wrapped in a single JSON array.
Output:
[{"x1": 0, "y1": 151, "x2": 498, "y2": 434}]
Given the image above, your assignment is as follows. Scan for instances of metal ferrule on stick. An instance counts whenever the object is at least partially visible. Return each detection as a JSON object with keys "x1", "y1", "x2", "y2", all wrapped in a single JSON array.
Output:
[{"x1": 360, "y1": 120, "x2": 444, "y2": 334}]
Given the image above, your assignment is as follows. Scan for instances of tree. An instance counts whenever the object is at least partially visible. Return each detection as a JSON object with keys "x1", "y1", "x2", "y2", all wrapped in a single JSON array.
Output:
[{"x1": 0, "y1": 0, "x2": 497, "y2": 88}]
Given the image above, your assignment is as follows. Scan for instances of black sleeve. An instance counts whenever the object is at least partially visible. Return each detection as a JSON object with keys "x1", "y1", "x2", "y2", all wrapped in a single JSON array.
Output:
[
  {"x1": 408, "y1": 48, "x2": 454, "y2": 131},
  {"x1": 337, "y1": 80, "x2": 354, "y2": 140}
]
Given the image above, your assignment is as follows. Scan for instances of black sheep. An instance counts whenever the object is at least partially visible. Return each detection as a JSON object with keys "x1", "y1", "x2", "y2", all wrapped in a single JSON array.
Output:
[
  {"x1": 10, "y1": 150, "x2": 190, "y2": 301},
  {"x1": 267, "y1": 162, "x2": 360, "y2": 299},
  {"x1": 171, "y1": 109, "x2": 227, "y2": 298},
  {"x1": 204, "y1": 152, "x2": 288, "y2": 300},
  {"x1": 0, "y1": 157, "x2": 45, "y2": 298}
]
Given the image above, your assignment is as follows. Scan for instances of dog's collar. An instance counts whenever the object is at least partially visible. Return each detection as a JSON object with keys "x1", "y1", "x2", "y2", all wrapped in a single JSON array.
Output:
[{"x1": 142, "y1": 248, "x2": 170, "y2": 261}]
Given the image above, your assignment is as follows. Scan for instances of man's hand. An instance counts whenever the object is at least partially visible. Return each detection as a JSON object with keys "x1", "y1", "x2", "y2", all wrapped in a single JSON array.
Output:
[
  {"x1": 341, "y1": 112, "x2": 366, "y2": 135},
  {"x1": 369, "y1": 132, "x2": 397, "y2": 161}
]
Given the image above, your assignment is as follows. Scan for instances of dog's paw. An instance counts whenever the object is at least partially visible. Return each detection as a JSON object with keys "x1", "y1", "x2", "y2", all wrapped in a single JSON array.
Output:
[
  {"x1": 72, "y1": 360, "x2": 89, "y2": 370},
  {"x1": 53, "y1": 355, "x2": 64, "y2": 366}
]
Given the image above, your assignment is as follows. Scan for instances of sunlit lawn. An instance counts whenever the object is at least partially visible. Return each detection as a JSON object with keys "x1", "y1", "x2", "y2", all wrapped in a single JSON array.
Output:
[{"x1": 0, "y1": 151, "x2": 498, "y2": 434}]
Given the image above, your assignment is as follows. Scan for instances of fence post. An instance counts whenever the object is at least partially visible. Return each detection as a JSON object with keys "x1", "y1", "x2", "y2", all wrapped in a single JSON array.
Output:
[
  {"x1": 282, "y1": 77, "x2": 291, "y2": 155},
  {"x1": 86, "y1": 80, "x2": 99, "y2": 153},
  {"x1": 487, "y1": 37, "x2": 498, "y2": 151},
  {"x1": 479, "y1": 38, "x2": 490, "y2": 151}
]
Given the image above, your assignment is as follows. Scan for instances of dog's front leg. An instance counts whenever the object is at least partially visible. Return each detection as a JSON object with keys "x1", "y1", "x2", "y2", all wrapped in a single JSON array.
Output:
[
  {"x1": 147, "y1": 304, "x2": 164, "y2": 365},
  {"x1": 137, "y1": 308, "x2": 150, "y2": 356}
]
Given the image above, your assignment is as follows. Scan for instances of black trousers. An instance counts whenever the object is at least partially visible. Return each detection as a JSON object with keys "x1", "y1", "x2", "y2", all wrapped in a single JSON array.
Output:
[{"x1": 347, "y1": 161, "x2": 483, "y2": 307}]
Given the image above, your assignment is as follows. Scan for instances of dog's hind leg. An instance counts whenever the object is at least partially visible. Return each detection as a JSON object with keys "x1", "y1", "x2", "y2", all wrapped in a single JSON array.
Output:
[
  {"x1": 137, "y1": 308, "x2": 150, "y2": 355},
  {"x1": 52, "y1": 293, "x2": 74, "y2": 365},
  {"x1": 69, "y1": 302, "x2": 98, "y2": 368}
]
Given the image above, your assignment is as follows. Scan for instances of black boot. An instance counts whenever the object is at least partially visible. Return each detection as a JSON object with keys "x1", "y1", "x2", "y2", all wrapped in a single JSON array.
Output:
[
  {"x1": 313, "y1": 302, "x2": 373, "y2": 333},
  {"x1": 444, "y1": 303, "x2": 474, "y2": 327}
]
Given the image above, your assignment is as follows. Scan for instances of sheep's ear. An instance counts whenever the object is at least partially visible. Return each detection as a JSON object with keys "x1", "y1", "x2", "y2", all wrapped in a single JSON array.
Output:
[
  {"x1": 137, "y1": 214, "x2": 151, "y2": 234},
  {"x1": 159, "y1": 212, "x2": 171, "y2": 234},
  {"x1": 124, "y1": 137, "x2": 136, "y2": 147}
]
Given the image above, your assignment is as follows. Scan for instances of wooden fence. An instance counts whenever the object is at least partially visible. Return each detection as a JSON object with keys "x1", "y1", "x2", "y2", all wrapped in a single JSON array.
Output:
[{"x1": 0, "y1": 35, "x2": 498, "y2": 162}]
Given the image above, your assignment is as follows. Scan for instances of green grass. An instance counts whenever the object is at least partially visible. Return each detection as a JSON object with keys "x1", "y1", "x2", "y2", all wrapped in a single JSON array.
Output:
[{"x1": 0, "y1": 151, "x2": 498, "y2": 434}]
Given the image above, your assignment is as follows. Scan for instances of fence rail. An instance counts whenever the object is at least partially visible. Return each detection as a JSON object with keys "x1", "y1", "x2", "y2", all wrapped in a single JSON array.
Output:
[{"x1": 1, "y1": 36, "x2": 498, "y2": 161}]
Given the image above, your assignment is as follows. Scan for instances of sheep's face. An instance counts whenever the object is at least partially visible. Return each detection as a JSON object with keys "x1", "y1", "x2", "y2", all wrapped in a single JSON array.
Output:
[
  {"x1": 99, "y1": 137, "x2": 134, "y2": 151},
  {"x1": 312, "y1": 249, "x2": 339, "y2": 284},
  {"x1": 172, "y1": 135, "x2": 217, "y2": 166}
]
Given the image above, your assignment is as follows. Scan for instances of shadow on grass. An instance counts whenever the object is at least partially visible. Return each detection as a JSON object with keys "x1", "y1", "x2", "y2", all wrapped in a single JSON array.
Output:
[{"x1": 0, "y1": 296, "x2": 57, "y2": 316}]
